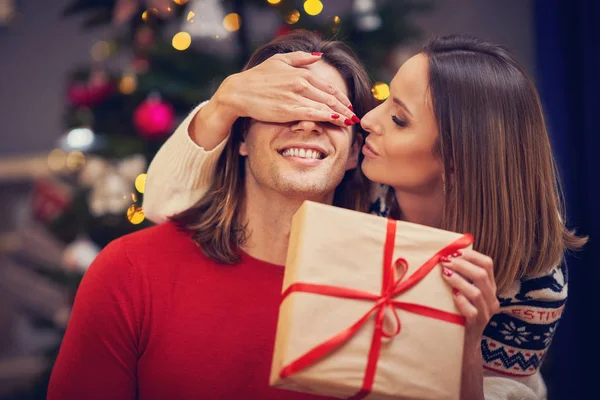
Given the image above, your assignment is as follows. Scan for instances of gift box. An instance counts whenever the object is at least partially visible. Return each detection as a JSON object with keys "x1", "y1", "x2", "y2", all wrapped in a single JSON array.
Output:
[{"x1": 270, "y1": 201, "x2": 473, "y2": 400}]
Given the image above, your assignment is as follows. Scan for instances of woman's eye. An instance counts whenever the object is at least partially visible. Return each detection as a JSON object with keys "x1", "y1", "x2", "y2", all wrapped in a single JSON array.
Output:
[{"x1": 391, "y1": 115, "x2": 408, "y2": 127}]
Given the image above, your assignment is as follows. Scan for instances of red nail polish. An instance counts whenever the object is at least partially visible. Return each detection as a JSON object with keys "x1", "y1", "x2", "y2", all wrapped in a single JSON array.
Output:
[
  {"x1": 351, "y1": 115, "x2": 360, "y2": 124},
  {"x1": 331, "y1": 113, "x2": 340, "y2": 119},
  {"x1": 452, "y1": 288, "x2": 460, "y2": 295},
  {"x1": 442, "y1": 266, "x2": 453, "y2": 277},
  {"x1": 452, "y1": 251, "x2": 462, "y2": 257},
  {"x1": 348, "y1": 105, "x2": 354, "y2": 111},
  {"x1": 311, "y1": 52, "x2": 323, "y2": 56},
  {"x1": 440, "y1": 256, "x2": 451, "y2": 263},
  {"x1": 344, "y1": 118, "x2": 354, "y2": 126}
]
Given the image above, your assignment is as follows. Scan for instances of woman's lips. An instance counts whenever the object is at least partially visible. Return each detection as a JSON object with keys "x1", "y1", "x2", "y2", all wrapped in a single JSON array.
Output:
[{"x1": 362, "y1": 140, "x2": 380, "y2": 157}]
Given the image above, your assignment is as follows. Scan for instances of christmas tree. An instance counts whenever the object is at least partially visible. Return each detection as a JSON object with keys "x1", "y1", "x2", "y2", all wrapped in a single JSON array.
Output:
[{"x1": 3, "y1": 1, "x2": 430, "y2": 398}]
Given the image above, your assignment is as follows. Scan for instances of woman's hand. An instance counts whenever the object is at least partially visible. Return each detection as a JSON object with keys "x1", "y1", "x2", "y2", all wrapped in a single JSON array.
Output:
[
  {"x1": 215, "y1": 51, "x2": 359, "y2": 127},
  {"x1": 440, "y1": 249, "x2": 500, "y2": 341},
  {"x1": 440, "y1": 249, "x2": 500, "y2": 400}
]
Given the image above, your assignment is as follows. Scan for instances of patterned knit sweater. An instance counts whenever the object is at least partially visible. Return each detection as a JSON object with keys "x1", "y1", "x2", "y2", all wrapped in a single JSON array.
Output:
[{"x1": 143, "y1": 103, "x2": 563, "y2": 398}]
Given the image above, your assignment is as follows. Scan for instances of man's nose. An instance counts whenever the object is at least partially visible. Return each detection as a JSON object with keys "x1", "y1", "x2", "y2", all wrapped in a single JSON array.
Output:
[{"x1": 291, "y1": 120, "x2": 324, "y2": 135}]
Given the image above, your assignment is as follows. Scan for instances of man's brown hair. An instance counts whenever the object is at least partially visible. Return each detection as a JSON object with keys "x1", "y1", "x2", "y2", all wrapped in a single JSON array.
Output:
[{"x1": 172, "y1": 31, "x2": 375, "y2": 264}]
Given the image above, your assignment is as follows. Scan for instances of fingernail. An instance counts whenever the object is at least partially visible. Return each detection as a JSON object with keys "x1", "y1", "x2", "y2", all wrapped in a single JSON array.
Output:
[
  {"x1": 351, "y1": 115, "x2": 360, "y2": 124},
  {"x1": 452, "y1": 288, "x2": 460, "y2": 296},
  {"x1": 440, "y1": 256, "x2": 451, "y2": 263},
  {"x1": 442, "y1": 266, "x2": 454, "y2": 277},
  {"x1": 344, "y1": 118, "x2": 354, "y2": 126},
  {"x1": 311, "y1": 52, "x2": 323, "y2": 56},
  {"x1": 331, "y1": 113, "x2": 340, "y2": 120},
  {"x1": 348, "y1": 105, "x2": 354, "y2": 111},
  {"x1": 452, "y1": 251, "x2": 462, "y2": 257}
]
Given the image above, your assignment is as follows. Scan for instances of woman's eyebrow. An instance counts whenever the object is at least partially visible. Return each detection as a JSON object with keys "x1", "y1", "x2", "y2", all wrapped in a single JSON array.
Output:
[{"x1": 392, "y1": 96, "x2": 413, "y2": 118}]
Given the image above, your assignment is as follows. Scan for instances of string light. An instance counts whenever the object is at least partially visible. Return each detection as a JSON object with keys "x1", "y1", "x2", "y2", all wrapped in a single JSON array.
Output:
[
  {"x1": 127, "y1": 205, "x2": 145, "y2": 224},
  {"x1": 285, "y1": 10, "x2": 300, "y2": 24},
  {"x1": 223, "y1": 13, "x2": 241, "y2": 32},
  {"x1": 119, "y1": 73, "x2": 137, "y2": 94},
  {"x1": 304, "y1": 0, "x2": 323, "y2": 16},
  {"x1": 135, "y1": 173, "x2": 147, "y2": 193},
  {"x1": 141, "y1": 8, "x2": 159, "y2": 22},
  {"x1": 371, "y1": 82, "x2": 390, "y2": 101},
  {"x1": 172, "y1": 31, "x2": 192, "y2": 50},
  {"x1": 330, "y1": 15, "x2": 341, "y2": 33}
]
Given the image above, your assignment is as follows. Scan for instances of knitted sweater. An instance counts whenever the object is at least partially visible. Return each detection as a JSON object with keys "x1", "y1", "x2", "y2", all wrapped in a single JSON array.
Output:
[{"x1": 143, "y1": 103, "x2": 565, "y2": 399}]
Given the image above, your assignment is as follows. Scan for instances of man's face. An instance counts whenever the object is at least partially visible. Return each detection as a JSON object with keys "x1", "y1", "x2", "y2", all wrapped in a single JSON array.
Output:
[{"x1": 239, "y1": 60, "x2": 353, "y2": 199}]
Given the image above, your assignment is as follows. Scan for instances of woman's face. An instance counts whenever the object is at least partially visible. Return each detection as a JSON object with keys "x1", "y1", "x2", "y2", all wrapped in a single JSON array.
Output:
[{"x1": 360, "y1": 53, "x2": 444, "y2": 195}]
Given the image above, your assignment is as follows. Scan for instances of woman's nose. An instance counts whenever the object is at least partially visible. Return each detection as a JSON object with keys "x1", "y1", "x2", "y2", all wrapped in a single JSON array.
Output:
[{"x1": 360, "y1": 108, "x2": 380, "y2": 136}]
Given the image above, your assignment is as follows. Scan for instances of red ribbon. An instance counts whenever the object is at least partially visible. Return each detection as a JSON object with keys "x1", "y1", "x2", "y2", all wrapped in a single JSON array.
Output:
[{"x1": 279, "y1": 219, "x2": 474, "y2": 399}]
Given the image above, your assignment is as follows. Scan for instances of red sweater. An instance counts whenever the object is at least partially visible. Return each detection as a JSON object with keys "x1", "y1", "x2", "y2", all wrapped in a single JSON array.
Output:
[{"x1": 48, "y1": 222, "x2": 331, "y2": 400}]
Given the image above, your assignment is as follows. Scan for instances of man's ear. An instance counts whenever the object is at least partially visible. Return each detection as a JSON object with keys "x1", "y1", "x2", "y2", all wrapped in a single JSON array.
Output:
[{"x1": 345, "y1": 132, "x2": 363, "y2": 171}]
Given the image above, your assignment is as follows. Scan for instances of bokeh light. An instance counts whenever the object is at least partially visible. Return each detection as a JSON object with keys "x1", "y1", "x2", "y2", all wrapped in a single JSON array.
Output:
[
  {"x1": 304, "y1": 0, "x2": 323, "y2": 16},
  {"x1": 135, "y1": 173, "x2": 147, "y2": 193},
  {"x1": 223, "y1": 13, "x2": 241, "y2": 32},
  {"x1": 48, "y1": 149, "x2": 67, "y2": 171},
  {"x1": 66, "y1": 128, "x2": 95, "y2": 151},
  {"x1": 66, "y1": 151, "x2": 86, "y2": 171},
  {"x1": 141, "y1": 8, "x2": 159, "y2": 22},
  {"x1": 119, "y1": 74, "x2": 137, "y2": 94},
  {"x1": 173, "y1": 0, "x2": 189, "y2": 4},
  {"x1": 91, "y1": 41, "x2": 110, "y2": 62},
  {"x1": 285, "y1": 10, "x2": 300, "y2": 24},
  {"x1": 329, "y1": 15, "x2": 341, "y2": 33},
  {"x1": 267, "y1": 0, "x2": 281, "y2": 4},
  {"x1": 127, "y1": 205, "x2": 145, "y2": 224},
  {"x1": 172, "y1": 31, "x2": 192, "y2": 50},
  {"x1": 371, "y1": 82, "x2": 390, "y2": 101},
  {"x1": 187, "y1": 11, "x2": 195, "y2": 22}
]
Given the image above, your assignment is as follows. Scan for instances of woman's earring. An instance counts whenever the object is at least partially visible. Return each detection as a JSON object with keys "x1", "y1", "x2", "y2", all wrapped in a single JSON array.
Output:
[{"x1": 442, "y1": 176, "x2": 446, "y2": 194}]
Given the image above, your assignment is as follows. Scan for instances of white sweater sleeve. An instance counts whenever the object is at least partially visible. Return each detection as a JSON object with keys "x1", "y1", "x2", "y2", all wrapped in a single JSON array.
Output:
[
  {"x1": 483, "y1": 370, "x2": 547, "y2": 400},
  {"x1": 143, "y1": 101, "x2": 228, "y2": 224}
]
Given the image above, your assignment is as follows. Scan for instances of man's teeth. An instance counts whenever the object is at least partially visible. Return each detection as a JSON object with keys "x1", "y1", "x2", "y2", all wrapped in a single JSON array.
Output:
[{"x1": 281, "y1": 148, "x2": 324, "y2": 159}]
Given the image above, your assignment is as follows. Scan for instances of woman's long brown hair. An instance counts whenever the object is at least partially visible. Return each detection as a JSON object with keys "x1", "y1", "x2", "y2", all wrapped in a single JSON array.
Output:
[
  {"x1": 418, "y1": 35, "x2": 587, "y2": 293},
  {"x1": 172, "y1": 31, "x2": 375, "y2": 264}
]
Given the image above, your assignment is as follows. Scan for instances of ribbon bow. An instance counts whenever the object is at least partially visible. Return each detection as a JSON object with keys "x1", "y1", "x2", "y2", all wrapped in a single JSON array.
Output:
[{"x1": 279, "y1": 219, "x2": 473, "y2": 399}]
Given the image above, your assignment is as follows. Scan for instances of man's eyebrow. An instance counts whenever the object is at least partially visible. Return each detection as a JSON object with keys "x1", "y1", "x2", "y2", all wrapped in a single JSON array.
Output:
[{"x1": 392, "y1": 96, "x2": 413, "y2": 117}]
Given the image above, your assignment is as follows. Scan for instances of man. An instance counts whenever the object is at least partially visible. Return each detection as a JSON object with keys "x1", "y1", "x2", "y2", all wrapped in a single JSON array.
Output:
[{"x1": 48, "y1": 31, "x2": 374, "y2": 400}]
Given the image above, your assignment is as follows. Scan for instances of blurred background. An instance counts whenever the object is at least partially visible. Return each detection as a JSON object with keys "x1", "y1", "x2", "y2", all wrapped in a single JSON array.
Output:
[{"x1": 0, "y1": 0, "x2": 596, "y2": 399}]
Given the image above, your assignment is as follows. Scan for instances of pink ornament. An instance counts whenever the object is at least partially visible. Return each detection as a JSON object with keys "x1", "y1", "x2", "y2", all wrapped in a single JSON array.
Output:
[{"x1": 133, "y1": 97, "x2": 175, "y2": 139}]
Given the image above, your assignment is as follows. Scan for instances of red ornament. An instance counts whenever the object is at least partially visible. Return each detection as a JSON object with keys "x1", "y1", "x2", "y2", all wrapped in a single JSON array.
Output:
[
  {"x1": 67, "y1": 74, "x2": 113, "y2": 107},
  {"x1": 275, "y1": 25, "x2": 293, "y2": 38},
  {"x1": 32, "y1": 178, "x2": 73, "y2": 223},
  {"x1": 133, "y1": 97, "x2": 175, "y2": 139},
  {"x1": 132, "y1": 55, "x2": 150, "y2": 73}
]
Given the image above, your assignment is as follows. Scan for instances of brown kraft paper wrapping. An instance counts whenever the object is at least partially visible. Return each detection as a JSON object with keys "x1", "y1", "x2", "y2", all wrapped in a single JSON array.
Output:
[{"x1": 270, "y1": 201, "x2": 472, "y2": 400}]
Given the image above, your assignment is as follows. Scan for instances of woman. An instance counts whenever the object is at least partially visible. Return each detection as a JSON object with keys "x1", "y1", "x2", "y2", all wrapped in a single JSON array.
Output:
[{"x1": 143, "y1": 32, "x2": 585, "y2": 398}]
